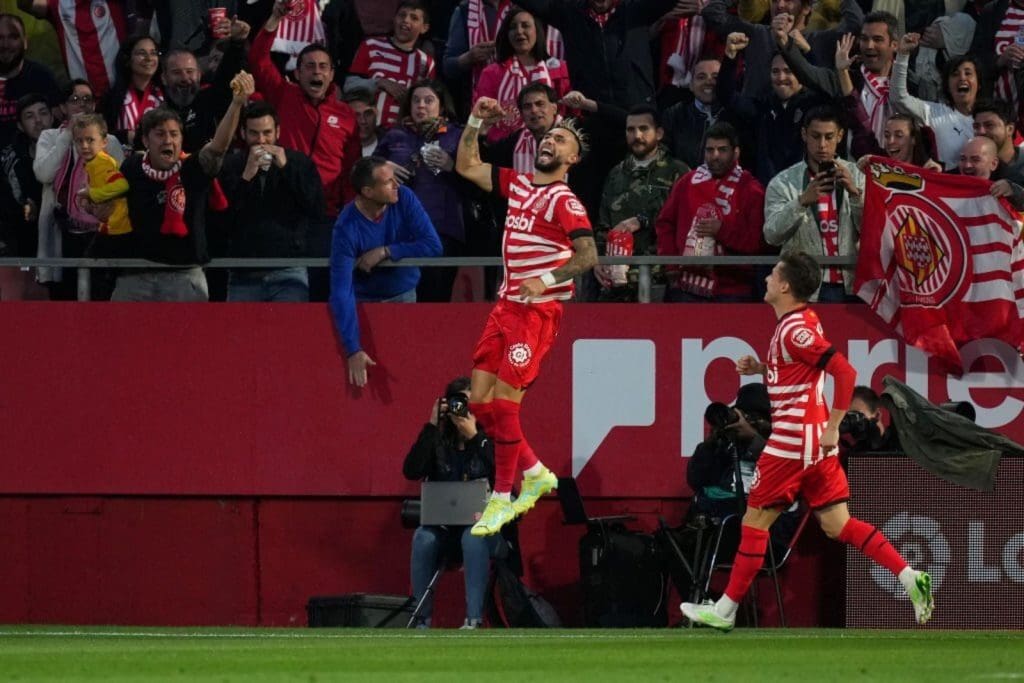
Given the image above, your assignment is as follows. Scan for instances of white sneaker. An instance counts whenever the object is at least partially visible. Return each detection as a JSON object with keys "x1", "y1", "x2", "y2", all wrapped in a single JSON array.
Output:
[
  {"x1": 459, "y1": 618, "x2": 482, "y2": 630},
  {"x1": 680, "y1": 600, "x2": 735, "y2": 632}
]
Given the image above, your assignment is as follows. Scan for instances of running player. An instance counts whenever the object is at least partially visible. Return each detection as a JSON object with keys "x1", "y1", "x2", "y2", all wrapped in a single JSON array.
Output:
[
  {"x1": 681, "y1": 252, "x2": 934, "y2": 629},
  {"x1": 455, "y1": 96, "x2": 597, "y2": 537}
]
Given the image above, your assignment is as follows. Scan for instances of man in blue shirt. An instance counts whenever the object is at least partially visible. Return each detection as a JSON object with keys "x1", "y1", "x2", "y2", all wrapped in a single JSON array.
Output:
[{"x1": 330, "y1": 156, "x2": 442, "y2": 386}]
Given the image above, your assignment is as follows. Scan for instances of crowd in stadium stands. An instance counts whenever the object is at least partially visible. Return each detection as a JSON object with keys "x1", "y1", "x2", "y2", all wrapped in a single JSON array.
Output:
[{"x1": 0, "y1": 0, "x2": 1021, "y2": 304}]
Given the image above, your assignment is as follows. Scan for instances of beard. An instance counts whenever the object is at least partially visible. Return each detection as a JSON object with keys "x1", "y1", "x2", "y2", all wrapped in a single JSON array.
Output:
[
  {"x1": 630, "y1": 141, "x2": 657, "y2": 159},
  {"x1": 167, "y1": 83, "x2": 199, "y2": 107},
  {"x1": 0, "y1": 51, "x2": 24, "y2": 74},
  {"x1": 534, "y1": 155, "x2": 561, "y2": 172}
]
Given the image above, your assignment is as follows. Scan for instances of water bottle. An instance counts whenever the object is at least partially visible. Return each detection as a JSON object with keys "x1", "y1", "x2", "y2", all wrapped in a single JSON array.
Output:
[{"x1": 1016, "y1": 25, "x2": 1024, "y2": 47}]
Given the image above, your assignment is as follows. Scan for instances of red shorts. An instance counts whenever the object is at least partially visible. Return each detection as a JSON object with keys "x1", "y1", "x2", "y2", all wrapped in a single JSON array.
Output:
[
  {"x1": 471, "y1": 299, "x2": 563, "y2": 389},
  {"x1": 747, "y1": 454, "x2": 850, "y2": 511}
]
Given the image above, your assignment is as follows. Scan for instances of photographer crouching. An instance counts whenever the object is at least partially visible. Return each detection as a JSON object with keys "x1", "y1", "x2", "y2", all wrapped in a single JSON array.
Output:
[
  {"x1": 662, "y1": 383, "x2": 801, "y2": 603},
  {"x1": 688, "y1": 384, "x2": 773, "y2": 519},
  {"x1": 403, "y1": 377, "x2": 501, "y2": 629},
  {"x1": 840, "y1": 386, "x2": 902, "y2": 454}
]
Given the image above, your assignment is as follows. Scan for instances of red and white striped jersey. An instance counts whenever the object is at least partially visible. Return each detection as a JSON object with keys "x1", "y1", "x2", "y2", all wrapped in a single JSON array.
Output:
[
  {"x1": 763, "y1": 307, "x2": 835, "y2": 465},
  {"x1": 47, "y1": 0, "x2": 126, "y2": 98},
  {"x1": 495, "y1": 167, "x2": 592, "y2": 303},
  {"x1": 349, "y1": 37, "x2": 436, "y2": 128},
  {"x1": 270, "y1": 0, "x2": 327, "y2": 70}
]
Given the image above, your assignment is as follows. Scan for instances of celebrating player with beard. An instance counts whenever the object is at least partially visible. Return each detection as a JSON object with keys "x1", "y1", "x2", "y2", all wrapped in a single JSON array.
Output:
[{"x1": 455, "y1": 96, "x2": 597, "y2": 537}]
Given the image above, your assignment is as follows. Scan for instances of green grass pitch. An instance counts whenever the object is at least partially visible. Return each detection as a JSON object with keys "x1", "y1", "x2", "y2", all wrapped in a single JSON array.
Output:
[{"x1": 1, "y1": 627, "x2": 1022, "y2": 682}]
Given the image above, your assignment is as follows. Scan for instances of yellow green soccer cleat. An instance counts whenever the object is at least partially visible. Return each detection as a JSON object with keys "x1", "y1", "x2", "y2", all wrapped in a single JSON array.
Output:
[
  {"x1": 471, "y1": 497, "x2": 516, "y2": 536},
  {"x1": 680, "y1": 600, "x2": 735, "y2": 632},
  {"x1": 909, "y1": 571, "x2": 934, "y2": 625},
  {"x1": 511, "y1": 468, "x2": 558, "y2": 516}
]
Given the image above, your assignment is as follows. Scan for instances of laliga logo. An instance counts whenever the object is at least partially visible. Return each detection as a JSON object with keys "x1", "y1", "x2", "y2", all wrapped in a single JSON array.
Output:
[
  {"x1": 508, "y1": 342, "x2": 533, "y2": 368},
  {"x1": 870, "y1": 513, "x2": 950, "y2": 597}
]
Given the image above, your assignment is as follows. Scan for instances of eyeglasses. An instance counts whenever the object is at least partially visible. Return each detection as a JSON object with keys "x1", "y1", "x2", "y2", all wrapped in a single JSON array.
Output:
[
  {"x1": 67, "y1": 95, "x2": 95, "y2": 104},
  {"x1": 132, "y1": 49, "x2": 160, "y2": 58}
]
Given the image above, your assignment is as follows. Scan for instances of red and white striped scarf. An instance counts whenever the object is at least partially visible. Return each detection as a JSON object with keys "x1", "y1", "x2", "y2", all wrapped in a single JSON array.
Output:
[
  {"x1": 497, "y1": 57, "x2": 554, "y2": 134},
  {"x1": 271, "y1": 0, "x2": 327, "y2": 71},
  {"x1": 546, "y1": 26, "x2": 564, "y2": 62},
  {"x1": 586, "y1": 2, "x2": 618, "y2": 28},
  {"x1": 860, "y1": 65, "x2": 890, "y2": 147},
  {"x1": 468, "y1": 0, "x2": 509, "y2": 86},
  {"x1": 814, "y1": 174, "x2": 842, "y2": 283},
  {"x1": 667, "y1": 16, "x2": 706, "y2": 87},
  {"x1": 117, "y1": 83, "x2": 163, "y2": 136},
  {"x1": 677, "y1": 163, "x2": 744, "y2": 298},
  {"x1": 994, "y1": 6, "x2": 1024, "y2": 113},
  {"x1": 513, "y1": 128, "x2": 539, "y2": 174}
]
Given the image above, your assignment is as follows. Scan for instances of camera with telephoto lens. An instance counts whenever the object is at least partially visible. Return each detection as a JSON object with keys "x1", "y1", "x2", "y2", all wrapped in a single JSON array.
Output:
[
  {"x1": 444, "y1": 392, "x2": 469, "y2": 418},
  {"x1": 704, "y1": 402, "x2": 739, "y2": 430},
  {"x1": 840, "y1": 410, "x2": 883, "y2": 450}
]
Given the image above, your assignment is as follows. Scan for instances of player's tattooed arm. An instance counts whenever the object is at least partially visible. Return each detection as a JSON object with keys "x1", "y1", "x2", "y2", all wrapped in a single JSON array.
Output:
[
  {"x1": 519, "y1": 235, "x2": 598, "y2": 301},
  {"x1": 551, "y1": 235, "x2": 598, "y2": 282},
  {"x1": 456, "y1": 97, "x2": 503, "y2": 192}
]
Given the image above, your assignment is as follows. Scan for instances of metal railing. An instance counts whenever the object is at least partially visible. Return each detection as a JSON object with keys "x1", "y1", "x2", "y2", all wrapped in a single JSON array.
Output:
[{"x1": 0, "y1": 255, "x2": 859, "y2": 303}]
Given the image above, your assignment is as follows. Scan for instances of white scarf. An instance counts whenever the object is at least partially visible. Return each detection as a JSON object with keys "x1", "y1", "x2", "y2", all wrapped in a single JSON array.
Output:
[{"x1": 861, "y1": 65, "x2": 890, "y2": 147}]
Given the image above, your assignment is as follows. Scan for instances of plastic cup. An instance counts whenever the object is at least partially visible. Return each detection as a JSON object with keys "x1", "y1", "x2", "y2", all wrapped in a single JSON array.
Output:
[{"x1": 208, "y1": 7, "x2": 229, "y2": 39}]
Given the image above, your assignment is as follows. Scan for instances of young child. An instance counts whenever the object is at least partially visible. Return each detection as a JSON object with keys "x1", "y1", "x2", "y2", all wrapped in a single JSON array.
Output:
[
  {"x1": 346, "y1": 0, "x2": 435, "y2": 128},
  {"x1": 73, "y1": 114, "x2": 131, "y2": 235}
]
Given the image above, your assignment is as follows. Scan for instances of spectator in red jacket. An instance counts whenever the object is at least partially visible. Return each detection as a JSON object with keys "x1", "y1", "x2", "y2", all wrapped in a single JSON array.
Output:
[
  {"x1": 656, "y1": 121, "x2": 768, "y2": 302},
  {"x1": 250, "y1": 1, "x2": 361, "y2": 217}
]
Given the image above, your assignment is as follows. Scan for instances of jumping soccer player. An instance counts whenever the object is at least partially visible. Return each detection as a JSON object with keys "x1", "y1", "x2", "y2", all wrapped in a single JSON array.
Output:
[
  {"x1": 455, "y1": 96, "x2": 597, "y2": 537},
  {"x1": 681, "y1": 252, "x2": 934, "y2": 629}
]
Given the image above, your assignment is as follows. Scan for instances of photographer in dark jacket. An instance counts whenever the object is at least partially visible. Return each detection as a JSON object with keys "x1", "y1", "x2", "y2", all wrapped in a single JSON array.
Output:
[
  {"x1": 664, "y1": 383, "x2": 799, "y2": 602},
  {"x1": 688, "y1": 383, "x2": 773, "y2": 520},
  {"x1": 841, "y1": 385, "x2": 902, "y2": 454},
  {"x1": 403, "y1": 376, "x2": 501, "y2": 629}
]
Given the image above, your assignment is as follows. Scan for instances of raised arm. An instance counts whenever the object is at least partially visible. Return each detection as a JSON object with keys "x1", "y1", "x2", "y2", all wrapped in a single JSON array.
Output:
[
  {"x1": 778, "y1": 30, "x2": 842, "y2": 98},
  {"x1": 248, "y1": 3, "x2": 288, "y2": 104},
  {"x1": 890, "y1": 35, "x2": 932, "y2": 123},
  {"x1": 198, "y1": 71, "x2": 254, "y2": 177},
  {"x1": 717, "y1": 34, "x2": 758, "y2": 122},
  {"x1": 456, "y1": 97, "x2": 504, "y2": 192}
]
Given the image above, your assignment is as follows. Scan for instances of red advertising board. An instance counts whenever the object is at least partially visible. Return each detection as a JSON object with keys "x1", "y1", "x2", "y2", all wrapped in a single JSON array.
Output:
[{"x1": 0, "y1": 303, "x2": 1021, "y2": 497}]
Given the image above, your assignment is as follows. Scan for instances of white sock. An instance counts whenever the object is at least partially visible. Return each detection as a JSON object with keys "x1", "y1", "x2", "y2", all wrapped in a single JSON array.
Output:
[
  {"x1": 898, "y1": 566, "x2": 918, "y2": 593},
  {"x1": 523, "y1": 462, "x2": 545, "y2": 478},
  {"x1": 492, "y1": 491, "x2": 511, "y2": 502},
  {"x1": 715, "y1": 595, "x2": 739, "y2": 619}
]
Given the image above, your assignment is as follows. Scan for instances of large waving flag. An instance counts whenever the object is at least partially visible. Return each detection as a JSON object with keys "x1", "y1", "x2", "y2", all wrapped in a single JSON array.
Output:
[{"x1": 854, "y1": 158, "x2": 1024, "y2": 374}]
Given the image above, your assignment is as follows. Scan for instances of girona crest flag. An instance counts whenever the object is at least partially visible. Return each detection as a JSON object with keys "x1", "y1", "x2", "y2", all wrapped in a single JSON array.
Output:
[{"x1": 854, "y1": 158, "x2": 1024, "y2": 374}]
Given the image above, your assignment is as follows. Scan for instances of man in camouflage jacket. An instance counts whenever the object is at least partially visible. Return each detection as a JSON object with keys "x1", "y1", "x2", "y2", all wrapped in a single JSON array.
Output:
[{"x1": 594, "y1": 105, "x2": 688, "y2": 302}]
